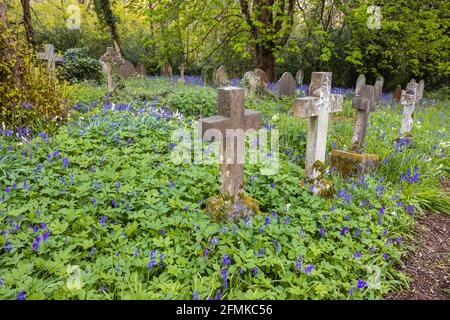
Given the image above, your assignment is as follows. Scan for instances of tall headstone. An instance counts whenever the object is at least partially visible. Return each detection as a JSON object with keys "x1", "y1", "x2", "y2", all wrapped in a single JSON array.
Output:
[
  {"x1": 393, "y1": 85, "x2": 402, "y2": 103},
  {"x1": 0, "y1": 3, "x2": 6, "y2": 23},
  {"x1": 275, "y1": 72, "x2": 296, "y2": 97},
  {"x1": 254, "y1": 68, "x2": 269, "y2": 86},
  {"x1": 37, "y1": 44, "x2": 64, "y2": 72},
  {"x1": 400, "y1": 79, "x2": 423, "y2": 135},
  {"x1": 201, "y1": 65, "x2": 215, "y2": 86},
  {"x1": 136, "y1": 63, "x2": 147, "y2": 77},
  {"x1": 293, "y1": 72, "x2": 343, "y2": 179},
  {"x1": 179, "y1": 63, "x2": 185, "y2": 81},
  {"x1": 214, "y1": 65, "x2": 229, "y2": 86},
  {"x1": 330, "y1": 79, "x2": 383, "y2": 177},
  {"x1": 201, "y1": 87, "x2": 262, "y2": 222},
  {"x1": 119, "y1": 59, "x2": 136, "y2": 79},
  {"x1": 355, "y1": 74, "x2": 366, "y2": 96},
  {"x1": 295, "y1": 69, "x2": 304, "y2": 86},
  {"x1": 161, "y1": 63, "x2": 172, "y2": 77},
  {"x1": 100, "y1": 47, "x2": 124, "y2": 94},
  {"x1": 417, "y1": 80, "x2": 425, "y2": 101}
]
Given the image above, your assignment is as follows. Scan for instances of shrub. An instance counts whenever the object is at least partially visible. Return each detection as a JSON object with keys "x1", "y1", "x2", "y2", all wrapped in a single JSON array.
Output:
[
  {"x1": 61, "y1": 48, "x2": 102, "y2": 83},
  {"x1": 0, "y1": 19, "x2": 69, "y2": 133}
]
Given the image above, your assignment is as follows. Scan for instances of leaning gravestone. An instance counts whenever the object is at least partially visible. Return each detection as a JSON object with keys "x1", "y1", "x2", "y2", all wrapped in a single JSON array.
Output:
[
  {"x1": 100, "y1": 47, "x2": 124, "y2": 94},
  {"x1": 243, "y1": 71, "x2": 267, "y2": 96},
  {"x1": 38, "y1": 44, "x2": 64, "y2": 72},
  {"x1": 293, "y1": 72, "x2": 343, "y2": 180},
  {"x1": 393, "y1": 85, "x2": 402, "y2": 103},
  {"x1": 201, "y1": 87, "x2": 262, "y2": 222},
  {"x1": 179, "y1": 63, "x2": 185, "y2": 82},
  {"x1": 136, "y1": 63, "x2": 147, "y2": 77},
  {"x1": 254, "y1": 68, "x2": 270, "y2": 86},
  {"x1": 400, "y1": 79, "x2": 424, "y2": 136},
  {"x1": 295, "y1": 69, "x2": 304, "y2": 86},
  {"x1": 275, "y1": 72, "x2": 296, "y2": 97},
  {"x1": 161, "y1": 63, "x2": 172, "y2": 77},
  {"x1": 214, "y1": 65, "x2": 229, "y2": 86},
  {"x1": 330, "y1": 79, "x2": 383, "y2": 177},
  {"x1": 355, "y1": 74, "x2": 366, "y2": 96},
  {"x1": 201, "y1": 65, "x2": 215, "y2": 86},
  {"x1": 119, "y1": 59, "x2": 136, "y2": 79}
]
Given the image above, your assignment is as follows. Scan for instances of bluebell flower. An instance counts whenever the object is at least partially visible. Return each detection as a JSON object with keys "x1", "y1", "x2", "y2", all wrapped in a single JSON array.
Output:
[
  {"x1": 369, "y1": 245, "x2": 375, "y2": 254},
  {"x1": 210, "y1": 237, "x2": 219, "y2": 246},
  {"x1": 340, "y1": 227, "x2": 349, "y2": 236},
  {"x1": 264, "y1": 217, "x2": 271, "y2": 225},
  {"x1": 134, "y1": 248, "x2": 139, "y2": 257},
  {"x1": 116, "y1": 181, "x2": 121, "y2": 190},
  {"x1": 357, "y1": 279, "x2": 367, "y2": 289},
  {"x1": 150, "y1": 249, "x2": 157, "y2": 258},
  {"x1": 379, "y1": 206, "x2": 385, "y2": 215},
  {"x1": 304, "y1": 264, "x2": 314, "y2": 274},
  {"x1": 169, "y1": 180, "x2": 175, "y2": 188},
  {"x1": 148, "y1": 259, "x2": 157, "y2": 269},
  {"x1": 221, "y1": 268, "x2": 228, "y2": 288},
  {"x1": 319, "y1": 227, "x2": 326, "y2": 237},
  {"x1": 202, "y1": 248, "x2": 209, "y2": 257},
  {"x1": 100, "y1": 216, "x2": 107, "y2": 226},
  {"x1": 62, "y1": 157, "x2": 69, "y2": 169},
  {"x1": 349, "y1": 287, "x2": 355, "y2": 295},
  {"x1": 354, "y1": 251, "x2": 361, "y2": 259},
  {"x1": 111, "y1": 199, "x2": 118, "y2": 208},
  {"x1": 192, "y1": 289, "x2": 199, "y2": 300},
  {"x1": 17, "y1": 290, "x2": 26, "y2": 300},
  {"x1": 354, "y1": 229, "x2": 361, "y2": 237},
  {"x1": 0, "y1": 278, "x2": 4, "y2": 285},
  {"x1": 295, "y1": 256, "x2": 303, "y2": 272},
  {"x1": 382, "y1": 253, "x2": 389, "y2": 261},
  {"x1": 222, "y1": 254, "x2": 231, "y2": 265},
  {"x1": 4, "y1": 187, "x2": 10, "y2": 193},
  {"x1": 251, "y1": 267, "x2": 259, "y2": 275},
  {"x1": 42, "y1": 231, "x2": 49, "y2": 241},
  {"x1": 270, "y1": 182, "x2": 276, "y2": 189},
  {"x1": 33, "y1": 225, "x2": 39, "y2": 233}
]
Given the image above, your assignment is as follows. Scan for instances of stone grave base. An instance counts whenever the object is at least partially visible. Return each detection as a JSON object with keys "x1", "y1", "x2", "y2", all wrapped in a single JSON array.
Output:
[
  {"x1": 206, "y1": 193, "x2": 260, "y2": 223},
  {"x1": 330, "y1": 150, "x2": 379, "y2": 177},
  {"x1": 303, "y1": 178, "x2": 334, "y2": 198}
]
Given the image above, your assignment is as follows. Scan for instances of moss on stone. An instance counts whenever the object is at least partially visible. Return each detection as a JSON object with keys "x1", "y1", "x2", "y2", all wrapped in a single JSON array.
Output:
[
  {"x1": 206, "y1": 192, "x2": 260, "y2": 223},
  {"x1": 330, "y1": 150, "x2": 379, "y2": 177}
]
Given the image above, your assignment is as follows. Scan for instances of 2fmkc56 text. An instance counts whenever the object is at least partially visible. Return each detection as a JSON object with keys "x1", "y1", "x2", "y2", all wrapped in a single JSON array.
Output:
[{"x1": 176, "y1": 304, "x2": 273, "y2": 317}]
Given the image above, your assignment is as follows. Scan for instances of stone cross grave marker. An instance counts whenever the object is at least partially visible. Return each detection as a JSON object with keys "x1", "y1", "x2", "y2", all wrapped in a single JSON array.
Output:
[
  {"x1": 417, "y1": 80, "x2": 425, "y2": 101},
  {"x1": 400, "y1": 79, "x2": 423, "y2": 135},
  {"x1": 201, "y1": 65, "x2": 215, "y2": 86},
  {"x1": 161, "y1": 63, "x2": 172, "y2": 77},
  {"x1": 100, "y1": 47, "x2": 124, "y2": 94},
  {"x1": 120, "y1": 59, "x2": 136, "y2": 79},
  {"x1": 38, "y1": 44, "x2": 64, "y2": 72},
  {"x1": 136, "y1": 63, "x2": 147, "y2": 77},
  {"x1": 393, "y1": 85, "x2": 402, "y2": 103},
  {"x1": 355, "y1": 74, "x2": 366, "y2": 96},
  {"x1": 351, "y1": 79, "x2": 383, "y2": 152},
  {"x1": 295, "y1": 69, "x2": 304, "y2": 86},
  {"x1": 201, "y1": 87, "x2": 262, "y2": 202},
  {"x1": 275, "y1": 72, "x2": 296, "y2": 97},
  {"x1": 214, "y1": 65, "x2": 229, "y2": 86},
  {"x1": 293, "y1": 72, "x2": 343, "y2": 179},
  {"x1": 254, "y1": 68, "x2": 269, "y2": 86}
]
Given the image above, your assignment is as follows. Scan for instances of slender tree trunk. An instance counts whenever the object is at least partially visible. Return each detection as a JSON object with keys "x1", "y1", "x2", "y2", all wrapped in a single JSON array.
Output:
[{"x1": 21, "y1": 0, "x2": 34, "y2": 46}]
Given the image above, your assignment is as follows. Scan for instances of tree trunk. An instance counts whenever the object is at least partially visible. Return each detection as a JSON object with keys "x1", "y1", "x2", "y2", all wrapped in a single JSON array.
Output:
[
  {"x1": 21, "y1": 0, "x2": 34, "y2": 46},
  {"x1": 257, "y1": 46, "x2": 276, "y2": 81}
]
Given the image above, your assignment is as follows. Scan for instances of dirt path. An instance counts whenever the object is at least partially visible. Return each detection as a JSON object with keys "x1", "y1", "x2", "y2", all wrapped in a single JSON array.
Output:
[{"x1": 385, "y1": 179, "x2": 450, "y2": 300}]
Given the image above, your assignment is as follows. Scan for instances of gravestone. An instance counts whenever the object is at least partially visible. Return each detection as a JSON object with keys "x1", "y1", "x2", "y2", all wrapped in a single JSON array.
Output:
[
  {"x1": 136, "y1": 63, "x2": 147, "y2": 77},
  {"x1": 161, "y1": 63, "x2": 172, "y2": 77},
  {"x1": 254, "y1": 68, "x2": 269, "y2": 86},
  {"x1": 275, "y1": 72, "x2": 296, "y2": 97},
  {"x1": 293, "y1": 72, "x2": 343, "y2": 180},
  {"x1": 38, "y1": 44, "x2": 64, "y2": 72},
  {"x1": 100, "y1": 47, "x2": 124, "y2": 94},
  {"x1": 355, "y1": 74, "x2": 366, "y2": 96},
  {"x1": 179, "y1": 63, "x2": 185, "y2": 82},
  {"x1": 201, "y1": 65, "x2": 215, "y2": 86},
  {"x1": 393, "y1": 85, "x2": 402, "y2": 102},
  {"x1": 400, "y1": 79, "x2": 423, "y2": 136},
  {"x1": 243, "y1": 71, "x2": 266, "y2": 96},
  {"x1": 417, "y1": 80, "x2": 425, "y2": 101},
  {"x1": 0, "y1": 3, "x2": 6, "y2": 22},
  {"x1": 214, "y1": 65, "x2": 229, "y2": 86},
  {"x1": 295, "y1": 69, "x2": 304, "y2": 86},
  {"x1": 330, "y1": 79, "x2": 383, "y2": 177},
  {"x1": 119, "y1": 59, "x2": 136, "y2": 79},
  {"x1": 201, "y1": 87, "x2": 262, "y2": 222}
]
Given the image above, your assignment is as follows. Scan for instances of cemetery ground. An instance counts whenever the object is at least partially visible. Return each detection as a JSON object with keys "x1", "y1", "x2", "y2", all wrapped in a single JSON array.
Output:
[{"x1": 0, "y1": 77, "x2": 449, "y2": 300}]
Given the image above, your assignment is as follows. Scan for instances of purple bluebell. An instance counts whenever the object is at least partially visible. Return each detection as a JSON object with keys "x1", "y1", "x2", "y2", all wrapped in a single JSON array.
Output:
[
  {"x1": 17, "y1": 290, "x2": 26, "y2": 300},
  {"x1": 304, "y1": 264, "x2": 314, "y2": 274},
  {"x1": 42, "y1": 231, "x2": 49, "y2": 241},
  {"x1": 192, "y1": 289, "x2": 199, "y2": 300},
  {"x1": 111, "y1": 199, "x2": 118, "y2": 208},
  {"x1": 319, "y1": 227, "x2": 326, "y2": 237},
  {"x1": 203, "y1": 248, "x2": 209, "y2": 257},
  {"x1": 222, "y1": 254, "x2": 231, "y2": 265},
  {"x1": 251, "y1": 267, "x2": 259, "y2": 275},
  {"x1": 148, "y1": 259, "x2": 157, "y2": 269},
  {"x1": 383, "y1": 253, "x2": 389, "y2": 261},
  {"x1": 100, "y1": 216, "x2": 107, "y2": 226},
  {"x1": 62, "y1": 158, "x2": 69, "y2": 169},
  {"x1": 221, "y1": 268, "x2": 228, "y2": 288},
  {"x1": 357, "y1": 279, "x2": 367, "y2": 289},
  {"x1": 354, "y1": 251, "x2": 361, "y2": 259}
]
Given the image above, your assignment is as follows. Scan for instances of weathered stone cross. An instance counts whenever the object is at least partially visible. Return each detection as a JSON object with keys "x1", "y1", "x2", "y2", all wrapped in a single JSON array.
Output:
[
  {"x1": 201, "y1": 87, "x2": 262, "y2": 201},
  {"x1": 100, "y1": 47, "x2": 124, "y2": 94},
  {"x1": 293, "y1": 72, "x2": 343, "y2": 179},
  {"x1": 400, "y1": 79, "x2": 424, "y2": 135},
  {"x1": 351, "y1": 79, "x2": 383, "y2": 152},
  {"x1": 38, "y1": 44, "x2": 64, "y2": 71}
]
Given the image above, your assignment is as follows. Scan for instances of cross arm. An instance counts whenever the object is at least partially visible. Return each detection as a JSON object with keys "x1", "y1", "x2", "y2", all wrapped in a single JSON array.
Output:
[
  {"x1": 293, "y1": 97, "x2": 320, "y2": 118},
  {"x1": 201, "y1": 115, "x2": 230, "y2": 138},
  {"x1": 244, "y1": 109, "x2": 262, "y2": 131}
]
